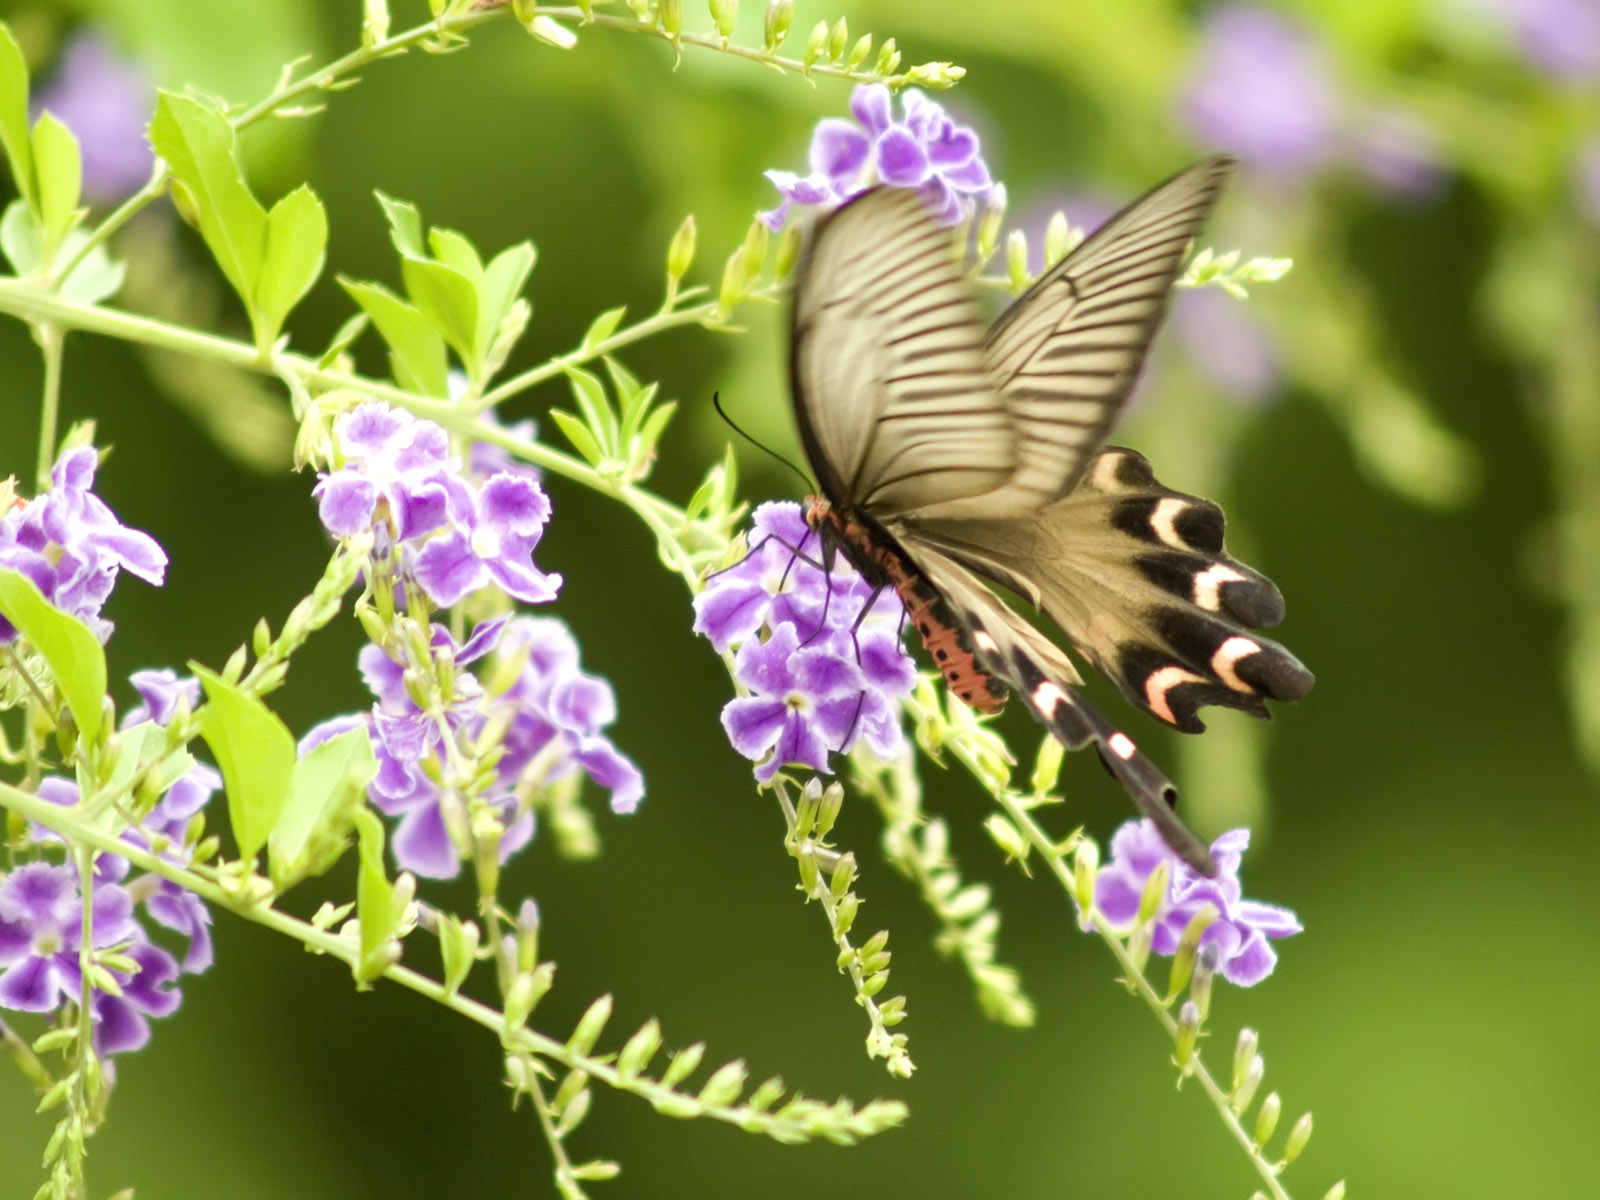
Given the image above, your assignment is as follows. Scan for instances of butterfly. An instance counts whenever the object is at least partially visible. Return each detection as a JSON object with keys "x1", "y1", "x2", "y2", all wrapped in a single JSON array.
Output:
[{"x1": 789, "y1": 156, "x2": 1313, "y2": 875}]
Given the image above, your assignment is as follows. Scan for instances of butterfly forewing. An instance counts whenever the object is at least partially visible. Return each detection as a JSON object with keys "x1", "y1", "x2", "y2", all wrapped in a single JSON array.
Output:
[
  {"x1": 974, "y1": 156, "x2": 1235, "y2": 514},
  {"x1": 792, "y1": 188, "x2": 1014, "y2": 516}
]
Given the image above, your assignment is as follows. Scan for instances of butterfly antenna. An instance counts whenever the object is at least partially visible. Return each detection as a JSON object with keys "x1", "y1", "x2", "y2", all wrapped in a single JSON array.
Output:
[{"x1": 712, "y1": 392, "x2": 817, "y2": 494}]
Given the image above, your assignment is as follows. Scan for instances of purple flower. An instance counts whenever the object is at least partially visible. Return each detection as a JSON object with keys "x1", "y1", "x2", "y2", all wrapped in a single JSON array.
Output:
[
  {"x1": 1095, "y1": 820, "x2": 1301, "y2": 986},
  {"x1": 696, "y1": 501, "x2": 914, "y2": 783},
  {"x1": 760, "y1": 83, "x2": 995, "y2": 230},
  {"x1": 1181, "y1": 5, "x2": 1339, "y2": 179},
  {"x1": 124, "y1": 668, "x2": 201, "y2": 726},
  {"x1": 0, "y1": 446, "x2": 167, "y2": 643},
  {"x1": 0, "y1": 863, "x2": 165, "y2": 1050},
  {"x1": 313, "y1": 403, "x2": 561, "y2": 611},
  {"x1": 33, "y1": 32, "x2": 154, "y2": 204},
  {"x1": 305, "y1": 614, "x2": 641, "y2": 880},
  {"x1": 1171, "y1": 288, "x2": 1280, "y2": 405},
  {"x1": 411, "y1": 474, "x2": 561, "y2": 607}
]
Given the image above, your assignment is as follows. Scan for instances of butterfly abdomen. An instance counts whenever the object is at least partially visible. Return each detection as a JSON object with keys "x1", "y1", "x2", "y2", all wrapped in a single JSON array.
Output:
[{"x1": 807, "y1": 497, "x2": 1011, "y2": 714}]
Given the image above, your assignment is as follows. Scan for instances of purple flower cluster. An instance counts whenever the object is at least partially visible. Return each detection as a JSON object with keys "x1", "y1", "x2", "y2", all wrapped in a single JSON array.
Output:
[
  {"x1": 1180, "y1": 5, "x2": 1442, "y2": 196},
  {"x1": 759, "y1": 83, "x2": 995, "y2": 230},
  {"x1": 314, "y1": 403, "x2": 560, "y2": 609},
  {"x1": 1095, "y1": 819, "x2": 1301, "y2": 986},
  {"x1": 0, "y1": 447, "x2": 167, "y2": 643},
  {"x1": 2, "y1": 671, "x2": 218, "y2": 1055},
  {"x1": 306, "y1": 615, "x2": 642, "y2": 880},
  {"x1": 1478, "y1": 0, "x2": 1600, "y2": 81},
  {"x1": 694, "y1": 503, "x2": 915, "y2": 783}
]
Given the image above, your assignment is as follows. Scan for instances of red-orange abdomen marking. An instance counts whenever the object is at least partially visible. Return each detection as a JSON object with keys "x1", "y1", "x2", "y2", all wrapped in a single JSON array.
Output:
[{"x1": 806, "y1": 497, "x2": 1010, "y2": 715}]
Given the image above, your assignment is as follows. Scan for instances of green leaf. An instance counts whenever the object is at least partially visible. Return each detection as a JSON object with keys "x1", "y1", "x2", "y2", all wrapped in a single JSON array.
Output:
[
  {"x1": 563, "y1": 365, "x2": 616, "y2": 452},
  {"x1": 254, "y1": 183, "x2": 327, "y2": 348},
  {"x1": 581, "y1": 306, "x2": 626, "y2": 354},
  {"x1": 354, "y1": 807, "x2": 411, "y2": 983},
  {"x1": 375, "y1": 192, "x2": 424, "y2": 258},
  {"x1": 0, "y1": 199, "x2": 39, "y2": 274},
  {"x1": 194, "y1": 665, "x2": 295, "y2": 865},
  {"x1": 0, "y1": 567, "x2": 107, "y2": 745},
  {"x1": 30, "y1": 113, "x2": 81, "y2": 251},
  {"x1": 426, "y1": 226, "x2": 482, "y2": 284},
  {"x1": 338, "y1": 277, "x2": 449, "y2": 396},
  {"x1": 479, "y1": 242, "x2": 535, "y2": 357},
  {"x1": 55, "y1": 233, "x2": 125, "y2": 304},
  {"x1": 0, "y1": 25, "x2": 34, "y2": 209},
  {"x1": 149, "y1": 93, "x2": 267, "y2": 327},
  {"x1": 618, "y1": 381, "x2": 658, "y2": 442},
  {"x1": 636, "y1": 400, "x2": 676, "y2": 457},
  {"x1": 269, "y1": 723, "x2": 375, "y2": 891},
  {"x1": 402, "y1": 255, "x2": 479, "y2": 372},
  {"x1": 548, "y1": 409, "x2": 603, "y2": 465}
]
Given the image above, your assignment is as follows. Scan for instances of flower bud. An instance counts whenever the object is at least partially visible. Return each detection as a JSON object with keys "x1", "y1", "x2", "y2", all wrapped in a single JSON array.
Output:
[
  {"x1": 1282, "y1": 1111, "x2": 1313, "y2": 1164},
  {"x1": 666, "y1": 214, "x2": 697, "y2": 285},
  {"x1": 1136, "y1": 860, "x2": 1171, "y2": 926},
  {"x1": 763, "y1": 0, "x2": 793, "y2": 51},
  {"x1": 828, "y1": 17, "x2": 848, "y2": 61},
  {"x1": 1072, "y1": 837, "x2": 1099, "y2": 921},
  {"x1": 874, "y1": 36, "x2": 899, "y2": 74},
  {"x1": 1006, "y1": 228, "x2": 1030, "y2": 292},
  {"x1": 773, "y1": 222, "x2": 803, "y2": 278},
  {"x1": 803, "y1": 20, "x2": 829, "y2": 70},
  {"x1": 1253, "y1": 1091, "x2": 1281, "y2": 1147},
  {"x1": 1173, "y1": 1000, "x2": 1200, "y2": 1072},
  {"x1": 710, "y1": 0, "x2": 737, "y2": 41},
  {"x1": 1233, "y1": 1027, "x2": 1258, "y2": 1089},
  {"x1": 845, "y1": 33, "x2": 873, "y2": 70}
]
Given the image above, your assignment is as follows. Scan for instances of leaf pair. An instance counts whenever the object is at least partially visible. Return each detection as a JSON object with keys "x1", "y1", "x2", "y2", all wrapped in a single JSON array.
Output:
[
  {"x1": 551, "y1": 348, "x2": 676, "y2": 485},
  {"x1": 340, "y1": 195, "x2": 534, "y2": 396},
  {"x1": 148, "y1": 93, "x2": 327, "y2": 356}
]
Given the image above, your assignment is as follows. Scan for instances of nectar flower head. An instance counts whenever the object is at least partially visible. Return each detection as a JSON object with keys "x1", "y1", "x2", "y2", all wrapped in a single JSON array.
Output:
[
  {"x1": 759, "y1": 83, "x2": 995, "y2": 230},
  {"x1": 1095, "y1": 819, "x2": 1301, "y2": 986},
  {"x1": 0, "y1": 446, "x2": 167, "y2": 643},
  {"x1": 0, "y1": 862, "x2": 184, "y2": 1054},
  {"x1": 696, "y1": 502, "x2": 914, "y2": 783},
  {"x1": 312, "y1": 402, "x2": 561, "y2": 611},
  {"x1": 304, "y1": 614, "x2": 641, "y2": 880}
]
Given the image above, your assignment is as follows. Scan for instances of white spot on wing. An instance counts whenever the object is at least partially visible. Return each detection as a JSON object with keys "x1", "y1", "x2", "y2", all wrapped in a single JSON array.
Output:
[
  {"x1": 1031, "y1": 681, "x2": 1069, "y2": 717},
  {"x1": 1144, "y1": 665, "x2": 1206, "y2": 725},
  {"x1": 1107, "y1": 732, "x2": 1137, "y2": 760},
  {"x1": 973, "y1": 631, "x2": 999, "y2": 653},
  {"x1": 1150, "y1": 498, "x2": 1189, "y2": 549},
  {"x1": 1090, "y1": 452, "x2": 1124, "y2": 493},
  {"x1": 1192, "y1": 563, "x2": 1247, "y2": 611},
  {"x1": 1211, "y1": 636, "x2": 1259, "y2": 693}
]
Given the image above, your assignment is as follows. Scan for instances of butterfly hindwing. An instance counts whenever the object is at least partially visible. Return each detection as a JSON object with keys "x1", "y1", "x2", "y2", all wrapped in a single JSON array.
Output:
[
  {"x1": 908, "y1": 541, "x2": 1215, "y2": 872},
  {"x1": 907, "y1": 447, "x2": 1314, "y2": 734}
]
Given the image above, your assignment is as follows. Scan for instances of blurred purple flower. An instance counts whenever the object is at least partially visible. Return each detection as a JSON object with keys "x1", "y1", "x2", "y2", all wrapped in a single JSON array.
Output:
[
  {"x1": 696, "y1": 501, "x2": 914, "y2": 783},
  {"x1": 1490, "y1": 0, "x2": 1600, "y2": 80},
  {"x1": 760, "y1": 83, "x2": 995, "y2": 230},
  {"x1": 124, "y1": 668, "x2": 200, "y2": 726},
  {"x1": 1578, "y1": 138, "x2": 1600, "y2": 223},
  {"x1": 1181, "y1": 5, "x2": 1339, "y2": 179},
  {"x1": 1171, "y1": 287, "x2": 1280, "y2": 405},
  {"x1": 0, "y1": 446, "x2": 167, "y2": 643},
  {"x1": 1347, "y1": 106, "x2": 1447, "y2": 198},
  {"x1": 1096, "y1": 819, "x2": 1301, "y2": 986},
  {"x1": 33, "y1": 31, "x2": 154, "y2": 205},
  {"x1": 304, "y1": 615, "x2": 640, "y2": 880}
]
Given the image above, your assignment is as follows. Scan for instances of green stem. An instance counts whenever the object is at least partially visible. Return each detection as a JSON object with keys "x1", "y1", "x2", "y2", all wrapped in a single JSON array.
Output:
[
  {"x1": 34, "y1": 322, "x2": 64, "y2": 490},
  {"x1": 0, "y1": 779, "x2": 890, "y2": 1145},
  {"x1": 909, "y1": 705, "x2": 1293, "y2": 1199}
]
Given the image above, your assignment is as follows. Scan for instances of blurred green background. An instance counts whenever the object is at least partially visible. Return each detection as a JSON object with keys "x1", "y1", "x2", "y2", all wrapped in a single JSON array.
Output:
[{"x1": 2, "y1": 0, "x2": 1599, "y2": 1196}]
